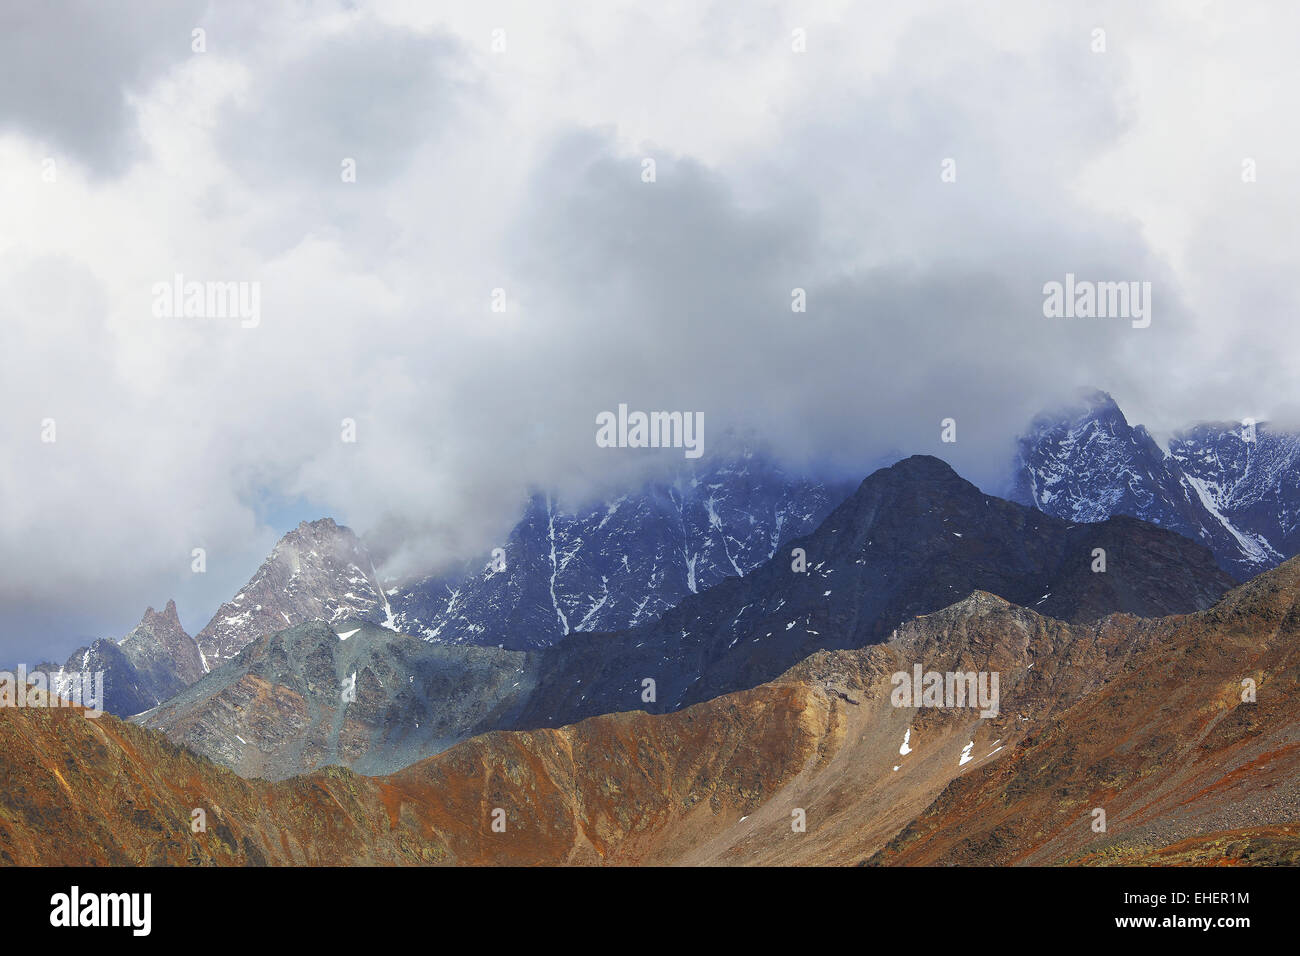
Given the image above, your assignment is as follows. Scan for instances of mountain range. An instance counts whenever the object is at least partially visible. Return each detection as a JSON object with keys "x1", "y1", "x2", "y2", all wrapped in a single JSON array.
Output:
[
  {"x1": 192, "y1": 452, "x2": 849, "y2": 669},
  {"x1": 1012, "y1": 389, "x2": 1300, "y2": 579},
  {"x1": 387, "y1": 454, "x2": 850, "y2": 650},
  {"x1": 136, "y1": 455, "x2": 1233, "y2": 779},
  {"x1": 5, "y1": 553, "x2": 1297, "y2": 865},
  {"x1": 37, "y1": 388, "x2": 1300, "y2": 730},
  {"x1": 6, "y1": 430, "x2": 1296, "y2": 866}
]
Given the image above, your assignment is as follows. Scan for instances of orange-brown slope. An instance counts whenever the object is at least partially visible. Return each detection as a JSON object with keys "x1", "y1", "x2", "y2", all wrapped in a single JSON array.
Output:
[
  {"x1": 0, "y1": 697, "x2": 439, "y2": 865},
  {"x1": 866, "y1": 560, "x2": 1300, "y2": 866},
  {"x1": 0, "y1": 670, "x2": 853, "y2": 865},
  {"x1": 1070, "y1": 824, "x2": 1300, "y2": 866}
]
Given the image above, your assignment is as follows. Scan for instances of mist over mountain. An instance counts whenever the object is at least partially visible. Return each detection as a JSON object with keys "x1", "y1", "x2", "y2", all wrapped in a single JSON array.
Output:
[
  {"x1": 4, "y1": 0, "x2": 1299, "y2": 896},
  {"x1": 388, "y1": 452, "x2": 851, "y2": 650}
]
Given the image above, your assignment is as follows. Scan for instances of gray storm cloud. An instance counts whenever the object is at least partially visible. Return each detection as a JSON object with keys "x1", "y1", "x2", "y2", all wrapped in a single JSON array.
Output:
[{"x1": 1, "y1": 0, "x2": 1297, "y2": 662}]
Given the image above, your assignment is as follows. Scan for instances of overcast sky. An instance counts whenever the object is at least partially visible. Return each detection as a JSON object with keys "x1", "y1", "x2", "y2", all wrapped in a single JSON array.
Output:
[{"x1": 2, "y1": 0, "x2": 1298, "y2": 662}]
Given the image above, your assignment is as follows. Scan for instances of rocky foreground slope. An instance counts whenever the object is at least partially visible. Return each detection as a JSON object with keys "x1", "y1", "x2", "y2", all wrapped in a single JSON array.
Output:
[{"x1": 4, "y1": 556, "x2": 1296, "y2": 866}]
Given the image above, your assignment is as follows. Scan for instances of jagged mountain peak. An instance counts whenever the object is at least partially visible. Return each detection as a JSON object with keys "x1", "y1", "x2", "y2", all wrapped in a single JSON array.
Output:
[
  {"x1": 1014, "y1": 390, "x2": 1300, "y2": 579},
  {"x1": 292, "y1": 516, "x2": 349, "y2": 535},
  {"x1": 1020, "y1": 388, "x2": 1125, "y2": 435},
  {"x1": 138, "y1": 599, "x2": 182, "y2": 631},
  {"x1": 1053, "y1": 386, "x2": 1123, "y2": 415},
  {"x1": 271, "y1": 517, "x2": 363, "y2": 558},
  {"x1": 194, "y1": 518, "x2": 395, "y2": 667},
  {"x1": 26, "y1": 598, "x2": 203, "y2": 718}
]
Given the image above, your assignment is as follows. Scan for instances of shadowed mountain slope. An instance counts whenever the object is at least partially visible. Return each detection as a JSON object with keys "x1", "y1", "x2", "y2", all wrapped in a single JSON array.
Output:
[{"x1": 513, "y1": 454, "x2": 1234, "y2": 729}]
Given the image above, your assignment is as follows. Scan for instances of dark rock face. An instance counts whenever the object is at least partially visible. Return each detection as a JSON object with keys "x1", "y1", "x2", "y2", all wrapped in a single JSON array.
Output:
[
  {"x1": 1013, "y1": 389, "x2": 1300, "y2": 579},
  {"x1": 518, "y1": 455, "x2": 1235, "y2": 729},
  {"x1": 387, "y1": 453, "x2": 851, "y2": 649}
]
